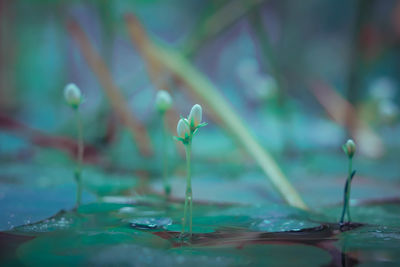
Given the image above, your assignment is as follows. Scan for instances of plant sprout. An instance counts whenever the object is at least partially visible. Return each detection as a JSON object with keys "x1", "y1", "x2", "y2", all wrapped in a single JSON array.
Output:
[
  {"x1": 340, "y1": 139, "x2": 356, "y2": 224},
  {"x1": 64, "y1": 83, "x2": 84, "y2": 208},
  {"x1": 175, "y1": 104, "x2": 207, "y2": 238},
  {"x1": 155, "y1": 90, "x2": 173, "y2": 197}
]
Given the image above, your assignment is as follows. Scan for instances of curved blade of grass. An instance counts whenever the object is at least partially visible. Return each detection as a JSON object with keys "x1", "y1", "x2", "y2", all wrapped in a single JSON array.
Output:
[{"x1": 125, "y1": 14, "x2": 307, "y2": 210}]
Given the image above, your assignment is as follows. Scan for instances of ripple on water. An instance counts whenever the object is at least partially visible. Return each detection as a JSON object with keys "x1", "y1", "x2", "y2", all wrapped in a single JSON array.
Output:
[
  {"x1": 15, "y1": 216, "x2": 73, "y2": 233},
  {"x1": 118, "y1": 207, "x2": 136, "y2": 214},
  {"x1": 129, "y1": 217, "x2": 172, "y2": 230},
  {"x1": 250, "y1": 218, "x2": 320, "y2": 232}
]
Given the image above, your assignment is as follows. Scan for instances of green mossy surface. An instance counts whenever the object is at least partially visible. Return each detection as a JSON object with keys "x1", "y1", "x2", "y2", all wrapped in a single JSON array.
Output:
[{"x1": 1, "y1": 154, "x2": 400, "y2": 266}]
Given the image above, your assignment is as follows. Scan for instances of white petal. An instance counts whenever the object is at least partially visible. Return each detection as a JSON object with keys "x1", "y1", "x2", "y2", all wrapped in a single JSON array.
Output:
[
  {"x1": 188, "y1": 104, "x2": 202, "y2": 128},
  {"x1": 177, "y1": 118, "x2": 190, "y2": 138}
]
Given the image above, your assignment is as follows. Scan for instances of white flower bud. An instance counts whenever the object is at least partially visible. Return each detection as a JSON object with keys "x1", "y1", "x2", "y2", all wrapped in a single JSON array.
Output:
[
  {"x1": 344, "y1": 139, "x2": 356, "y2": 158},
  {"x1": 188, "y1": 104, "x2": 202, "y2": 129},
  {"x1": 64, "y1": 83, "x2": 82, "y2": 108},
  {"x1": 177, "y1": 118, "x2": 190, "y2": 139},
  {"x1": 155, "y1": 90, "x2": 172, "y2": 112}
]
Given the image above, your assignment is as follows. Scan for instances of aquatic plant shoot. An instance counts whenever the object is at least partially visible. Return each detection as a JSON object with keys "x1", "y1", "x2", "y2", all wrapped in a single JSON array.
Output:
[
  {"x1": 155, "y1": 90, "x2": 173, "y2": 197},
  {"x1": 340, "y1": 139, "x2": 356, "y2": 225},
  {"x1": 64, "y1": 83, "x2": 84, "y2": 208},
  {"x1": 175, "y1": 104, "x2": 207, "y2": 238}
]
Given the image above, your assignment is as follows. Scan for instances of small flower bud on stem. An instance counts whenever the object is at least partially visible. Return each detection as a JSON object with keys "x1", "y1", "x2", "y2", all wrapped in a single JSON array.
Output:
[
  {"x1": 175, "y1": 104, "x2": 207, "y2": 239},
  {"x1": 343, "y1": 139, "x2": 356, "y2": 158},
  {"x1": 155, "y1": 90, "x2": 173, "y2": 198},
  {"x1": 155, "y1": 90, "x2": 172, "y2": 113},
  {"x1": 340, "y1": 139, "x2": 357, "y2": 225},
  {"x1": 64, "y1": 83, "x2": 83, "y2": 109},
  {"x1": 64, "y1": 83, "x2": 84, "y2": 209}
]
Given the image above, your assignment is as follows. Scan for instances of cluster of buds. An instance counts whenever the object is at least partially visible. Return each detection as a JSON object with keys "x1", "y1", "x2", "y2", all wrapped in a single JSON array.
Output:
[
  {"x1": 64, "y1": 83, "x2": 83, "y2": 109},
  {"x1": 175, "y1": 104, "x2": 207, "y2": 145}
]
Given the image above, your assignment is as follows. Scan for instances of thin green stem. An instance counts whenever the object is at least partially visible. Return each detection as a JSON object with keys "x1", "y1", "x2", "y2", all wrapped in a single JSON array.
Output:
[
  {"x1": 189, "y1": 187, "x2": 193, "y2": 235},
  {"x1": 181, "y1": 142, "x2": 192, "y2": 238},
  {"x1": 340, "y1": 157, "x2": 353, "y2": 224},
  {"x1": 340, "y1": 179, "x2": 349, "y2": 224},
  {"x1": 161, "y1": 113, "x2": 171, "y2": 197},
  {"x1": 74, "y1": 108, "x2": 84, "y2": 208},
  {"x1": 182, "y1": 194, "x2": 188, "y2": 234},
  {"x1": 346, "y1": 158, "x2": 353, "y2": 222}
]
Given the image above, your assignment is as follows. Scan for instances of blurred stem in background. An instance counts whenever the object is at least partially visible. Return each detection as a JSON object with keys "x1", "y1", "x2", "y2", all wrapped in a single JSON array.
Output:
[
  {"x1": 346, "y1": 0, "x2": 374, "y2": 134},
  {"x1": 183, "y1": 0, "x2": 266, "y2": 58},
  {"x1": 161, "y1": 112, "x2": 171, "y2": 197},
  {"x1": 74, "y1": 108, "x2": 84, "y2": 208},
  {"x1": 98, "y1": 0, "x2": 115, "y2": 65},
  {"x1": 0, "y1": 0, "x2": 17, "y2": 112},
  {"x1": 247, "y1": 4, "x2": 298, "y2": 155},
  {"x1": 247, "y1": 7, "x2": 286, "y2": 106}
]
